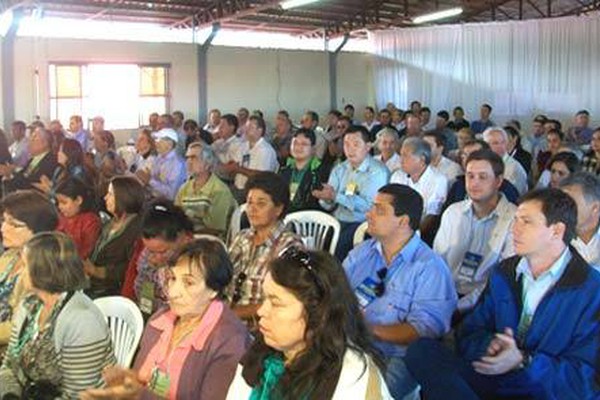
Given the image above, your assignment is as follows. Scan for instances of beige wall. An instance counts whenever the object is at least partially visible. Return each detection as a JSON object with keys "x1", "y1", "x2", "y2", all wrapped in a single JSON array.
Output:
[{"x1": 5, "y1": 36, "x2": 373, "y2": 143}]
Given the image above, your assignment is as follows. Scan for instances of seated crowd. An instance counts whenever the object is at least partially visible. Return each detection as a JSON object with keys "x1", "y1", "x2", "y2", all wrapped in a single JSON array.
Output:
[{"x1": 0, "y1": 101, "x2": 597, "y2": 399}]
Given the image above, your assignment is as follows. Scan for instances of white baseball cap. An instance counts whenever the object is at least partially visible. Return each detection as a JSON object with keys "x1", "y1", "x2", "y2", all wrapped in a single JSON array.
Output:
[{"x1": 153, "y1": 128, "x2": 179, "y2": 144}]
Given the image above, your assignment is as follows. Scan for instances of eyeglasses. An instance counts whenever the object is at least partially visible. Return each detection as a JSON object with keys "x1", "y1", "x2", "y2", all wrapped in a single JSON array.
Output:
[
  {"x1": 374, "y1": 268, "x2": 388, "y2": 297},
  {"x1": 231, "y1": 272, "x2": 247, "y2": 305},
  {"x1": 278, "y1": 247, "x2": 323, "y2": 294}
]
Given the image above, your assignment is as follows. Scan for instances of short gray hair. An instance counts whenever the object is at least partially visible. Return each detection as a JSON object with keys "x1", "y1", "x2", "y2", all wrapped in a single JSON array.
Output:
[
  {"x1": 189, "y1": 141, "x2": 217, "y2": 170},
  {"x1": 560, "y1": 172, "x2": 600, "y2": 204},
  {"x1": 376, "y1": 127, "x2": 399, "y2": 142},
  {"x1": 402, "y1": 137, "x2": 431, "y2": 165},
  {"x1": 482, "y1": 127, "x2": 508, "y2": 143}
]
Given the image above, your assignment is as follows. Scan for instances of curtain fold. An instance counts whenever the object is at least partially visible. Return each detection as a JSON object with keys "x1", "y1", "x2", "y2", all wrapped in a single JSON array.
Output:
[{"x1": 369, "y1": 16, "x2": 600, "y2": 123}]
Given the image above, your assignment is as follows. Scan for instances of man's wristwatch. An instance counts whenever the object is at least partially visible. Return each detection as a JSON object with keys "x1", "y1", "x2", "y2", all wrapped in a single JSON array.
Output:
[{"x1": 519, "y1": 350, "x2": 533, "y2": 369}]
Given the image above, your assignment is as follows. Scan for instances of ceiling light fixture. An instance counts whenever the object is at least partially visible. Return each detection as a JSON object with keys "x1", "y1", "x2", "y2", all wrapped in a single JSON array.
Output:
[
  {"x1": 280, "y1": 0, "x2": 320, "y2": 11},
  {"x1": 412, "y1": 7, "x2": 463, "y2": 24}
]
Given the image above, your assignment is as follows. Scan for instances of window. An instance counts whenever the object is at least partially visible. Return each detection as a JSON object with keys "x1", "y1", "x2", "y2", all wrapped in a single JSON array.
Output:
[{"x1": 49, "y1": 63, "x2": 170, "y2": 130}]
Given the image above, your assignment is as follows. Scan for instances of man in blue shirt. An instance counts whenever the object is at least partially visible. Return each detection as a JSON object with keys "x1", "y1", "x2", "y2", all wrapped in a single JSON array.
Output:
[
  {"x1": 343, "y1": 183, "x2": 457, "y2": 399},
  {"x1": 405, "y1": 188, "x2": 600, "y2": 399},
  {"x1": 313, "y1": 125, "x2": 389, "y2": 260},
  {"x1": 471, "y1": 103, "x2": 495, "y2": 135}
]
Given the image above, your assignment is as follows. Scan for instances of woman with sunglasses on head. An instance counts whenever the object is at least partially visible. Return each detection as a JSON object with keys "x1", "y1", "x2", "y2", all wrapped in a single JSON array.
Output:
[
  {"x1": 227, "y1": 172, "x2": 304, "y2": 323},
  {"x1": 227, "y1": 248, "x2": 392, "y2": 399},
  {"x1": 81, "y1": 238, "x2": 249, "y2": 400}
]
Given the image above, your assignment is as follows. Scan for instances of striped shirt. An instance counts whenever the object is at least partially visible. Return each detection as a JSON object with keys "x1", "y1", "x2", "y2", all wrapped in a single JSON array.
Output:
[{"x1": 0, "y1": 291, "x2": 115, "y2": 399}]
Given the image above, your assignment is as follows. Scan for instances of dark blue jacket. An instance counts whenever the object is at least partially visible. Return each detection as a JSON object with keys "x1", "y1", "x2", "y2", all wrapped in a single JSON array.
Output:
[{"x1": 458, "y1": 248, "x2": 600, "y2": 400}]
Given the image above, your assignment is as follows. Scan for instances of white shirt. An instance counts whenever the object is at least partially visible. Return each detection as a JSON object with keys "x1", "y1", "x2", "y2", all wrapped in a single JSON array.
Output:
[
  {"x1": 9, "y1": 138, "x2": 29, "y2": 168},
  {"x1": 130, "y1": 152, "x2": 156, "y2": 173},
  {"x1": 433, "y1": 156, "x2": 462, "y2": 187},
  {"x1": 572, "y1": 224, "x2": 600, "y2": 272},
  {"x1": 535, "y1": 169, "x2": 551, "y2": 189},
  {"x1": 503, "y1": 154, "x2": 529, "y2": 195},
  {"x1": 226, "y1": 349, "x2": 392, "y2": 400},
  {"x1": 234, "y1": 137, "x2": 279, "y2": 189},
  {"x1": 434, "y1": 195, "x2": 516, "y2": 311},
  {"x1": 375, "y1": 153, "x2": 402, "y2": 173},
  {"x1": 313, "y1": 126, "x2": 328, "y2": 159},
  {"x1": 391, "y1": 166, "x2": 448, "y2": 217},
  {"x1": 213, "y1": 135, "x2": 244, "y2": 182},
  {"x1": 203, "y1": 123, "x2": 218, "y2": 135},
  {"x1": 213, "y1": 134, "x2": 244, "y2": 164}
]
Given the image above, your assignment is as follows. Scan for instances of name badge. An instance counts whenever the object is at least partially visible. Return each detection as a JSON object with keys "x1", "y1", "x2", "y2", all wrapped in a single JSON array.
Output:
[
  {"x1": 242, "y1": 154, "x2": 251, "y2": 167},
  {"x1": 290, "y1": 182, "x2": 299, "y2": 200},
  {"x1": 355, "y1": 277, "x2": 379, "y2": 308},
  {"x1": 458, "y1": 251, "x2": 484, "y2": 281},
  {"x1": 139, "y1": 281, "x2": 156, "y2": 316},
  {"x1": 148, "y1": 366, "x2": 170, "y2": 398},
  {"x1": 345, "y1": 182, "x2": 358, "y2": 196}
]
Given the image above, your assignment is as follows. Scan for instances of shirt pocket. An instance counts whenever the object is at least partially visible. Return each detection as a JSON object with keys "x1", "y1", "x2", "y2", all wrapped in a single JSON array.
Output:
[{"x1": 369, "y1": 292, "x2": 412, "y2": 324}]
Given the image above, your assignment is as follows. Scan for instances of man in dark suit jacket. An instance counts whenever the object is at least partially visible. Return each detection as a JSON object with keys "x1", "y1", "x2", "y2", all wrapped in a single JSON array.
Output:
[{"x1": 1, "y1": 127, "x2": 58, "y2": 194}]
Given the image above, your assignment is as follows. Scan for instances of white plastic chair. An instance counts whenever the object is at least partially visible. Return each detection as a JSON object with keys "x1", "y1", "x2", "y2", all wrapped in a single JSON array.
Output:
[
  {"x1": 284, "y1": 210, "x2": 340, "y2": 255},
  {"x1": 227, "y1": 203, "x2": 247, "y2": 245},
  {"x1": 352, "y1": 221, "x2": 369, "y2": 247},
  {"x1": 193, "y1": 233, "x2": 227, "y2": 250},
  {"x1": 94, "y1": 296, "x2": 144, "y2": 368}
]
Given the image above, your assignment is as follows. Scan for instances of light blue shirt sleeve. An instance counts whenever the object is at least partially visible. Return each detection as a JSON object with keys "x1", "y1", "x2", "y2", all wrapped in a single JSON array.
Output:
[
  {"x1": 404, "y1": 255, "x2": 458, "y2": 339},
  {"x1": 325, "y1": 158, "x2": 389, "y2": 223}
]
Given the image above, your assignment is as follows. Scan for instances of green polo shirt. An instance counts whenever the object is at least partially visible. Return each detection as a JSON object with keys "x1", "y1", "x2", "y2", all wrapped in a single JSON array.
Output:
[{"x1": 175, "y1": 173, "x2": 237, "y2": 238}]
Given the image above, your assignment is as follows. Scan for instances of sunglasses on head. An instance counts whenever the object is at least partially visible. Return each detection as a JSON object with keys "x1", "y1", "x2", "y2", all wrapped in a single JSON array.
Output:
[{"x1": 278, "y1": 247, "x2": 323, "y2": 294}]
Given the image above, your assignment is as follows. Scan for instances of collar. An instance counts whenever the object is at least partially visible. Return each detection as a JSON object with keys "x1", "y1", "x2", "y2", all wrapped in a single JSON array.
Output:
[
  {"x1": 574, "y1": 222, "x2": 600, "y2": 245},
  {"x1": 460, "y1": 193, "x2": 507, "y2": 219},
  {"x1": 372, "y1": 233, "x2": 421, "y2": 268},
  {"x1": 248, "y1": 221, "x2": 288, "y2": 248},
  {"x1": 346, "y1": 156, "x2": 371, "y2": 173},
  {"x1": 225, "y1": 135, "x2": 239, "y2": 145},
  {"x1": 410, "y1": 165, "x2": 432, "y2": 184},
  {"x1": 149, "y1": 300, "x2": 224, "y2": 351},
  {"x1": 31, "y1": 151, "x2": 48, "y2": 161},
  {"x1": 249, "y1": 137, "x2": 266, "y2": 149},
  {"x1": 286, "y1": 156, "x2": 321, "y2": 171},
  {"x1": 516, "y1": 247, "x2": 571, "y2": 282}
]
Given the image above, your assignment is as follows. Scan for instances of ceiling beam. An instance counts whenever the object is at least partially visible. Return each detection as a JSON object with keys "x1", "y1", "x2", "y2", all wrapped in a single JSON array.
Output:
[
  {"x1": 559, "y1": 0, "x2": 600, "y2": 16},
  {"x1": 524, "y1": 0, "x2": 547, "y2": 17},
  {"x1": 169, "y1": 0, "x2": 283, "y2": 29}
]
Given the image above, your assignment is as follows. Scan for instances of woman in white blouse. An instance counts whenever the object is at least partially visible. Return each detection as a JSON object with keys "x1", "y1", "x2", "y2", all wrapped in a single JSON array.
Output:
[{"x1": 226, "y1": 249, "x2": 391, "y2": 400}]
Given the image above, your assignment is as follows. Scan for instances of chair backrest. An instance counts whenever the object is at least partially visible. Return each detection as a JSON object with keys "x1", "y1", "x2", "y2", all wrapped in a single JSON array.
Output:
[
  {"x1": 284, "y1": 210, "x2": 340, "y2": 255},
  {"x1": 227, "y1": 203, "x2": 247, "y2": 245},
  {"x1": 94, "y1": 296, "x2": 144, "y2": 368},
  {"x1": 193, "y1": 233, "x2": 227, "y2": 250},
  {"x1": 353, "y1": 221, "x2": 369, "y2": 247}
]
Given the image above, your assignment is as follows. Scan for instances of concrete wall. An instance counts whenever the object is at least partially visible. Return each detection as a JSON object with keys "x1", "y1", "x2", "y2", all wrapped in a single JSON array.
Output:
[{"x1": 3, "y1": 36, "x2": 374, "y2": 143}]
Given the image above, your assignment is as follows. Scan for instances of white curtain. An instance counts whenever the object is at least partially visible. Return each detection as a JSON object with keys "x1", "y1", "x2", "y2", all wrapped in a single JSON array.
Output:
[{"x1": 369, "y1": 16, "x2": 600, "y2": 125}]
